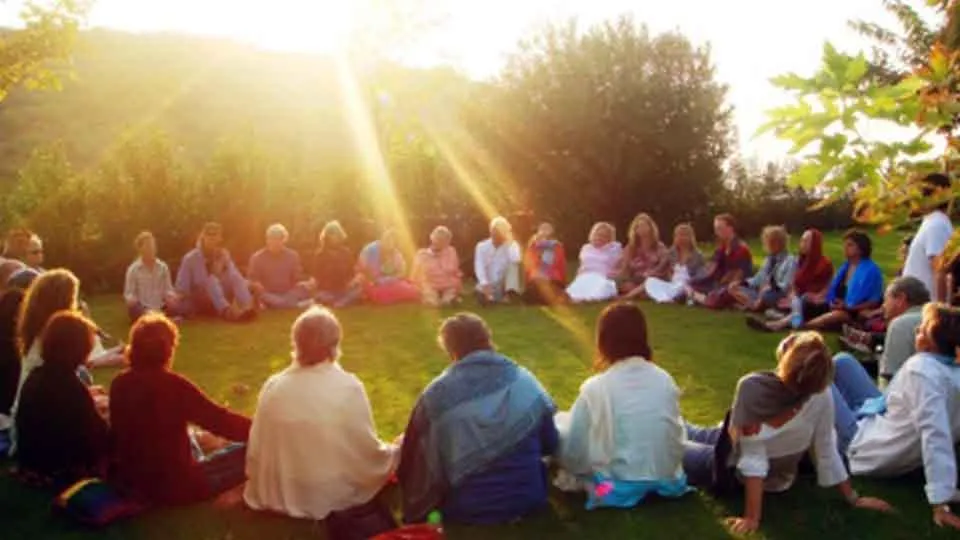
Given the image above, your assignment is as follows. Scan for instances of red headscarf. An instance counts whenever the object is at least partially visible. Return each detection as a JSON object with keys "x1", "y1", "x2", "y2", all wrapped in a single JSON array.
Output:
[{"x1": 793, "y1": 229, "x2": 834, "y2": 295}]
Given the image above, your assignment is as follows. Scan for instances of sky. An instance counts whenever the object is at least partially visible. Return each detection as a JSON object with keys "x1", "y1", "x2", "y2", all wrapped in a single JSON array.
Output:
[{"x1": 0, "y1": 0, "x2": 915, "y2": 157}]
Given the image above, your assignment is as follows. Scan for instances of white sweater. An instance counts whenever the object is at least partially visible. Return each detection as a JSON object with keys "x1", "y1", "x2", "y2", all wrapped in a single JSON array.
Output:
[
  {"x1": 735, "y1": 389, "x2": 848, "y2": 493},
  {"x1": 848, "y1": 352, "x2": 960, "y2": 504},
  {"x1": 244, "y1": 362, "x2": 399, "y2": 519},
  {"x1": 474, "y1": 238, "x2": 521, "y2": 287}
]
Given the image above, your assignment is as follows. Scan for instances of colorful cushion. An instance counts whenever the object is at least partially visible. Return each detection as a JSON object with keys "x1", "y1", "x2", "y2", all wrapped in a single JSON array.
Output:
[{"x1": 53, "y1": 478, "x2": 145, "y2": 527}]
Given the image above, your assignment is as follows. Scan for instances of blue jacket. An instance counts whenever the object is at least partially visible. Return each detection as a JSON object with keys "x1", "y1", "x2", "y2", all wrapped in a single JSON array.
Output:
[{"x1": 827, "y1": 258, "x2": 884, "y2": 307}]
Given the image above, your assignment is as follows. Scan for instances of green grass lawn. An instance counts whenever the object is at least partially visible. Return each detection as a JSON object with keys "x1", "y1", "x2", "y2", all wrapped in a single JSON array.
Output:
[{"x1": 4, "y1": 231, "x2": 953, "y2": 539}]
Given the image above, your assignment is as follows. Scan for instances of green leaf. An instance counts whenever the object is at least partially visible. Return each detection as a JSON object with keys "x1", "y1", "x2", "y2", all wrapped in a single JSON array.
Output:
[
  {"x1": 789, "y1": 161, "x2": 830, "y2": 189},
  {"x1": 770, "y1": 72, "x2": 816, "y2": 92},
  {"x1": 821, "y1": 133, "x2": 848, "y2": 156},
  {"x1": 844, "y1": 55, "x2": 869, "y2": 84}
]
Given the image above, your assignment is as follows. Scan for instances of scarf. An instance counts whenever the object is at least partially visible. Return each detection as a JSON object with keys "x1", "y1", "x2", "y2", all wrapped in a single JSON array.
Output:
[
  {"x1": 397, "y1": 350, "x2": 555, "y2": 523},
  {"x1": 730, "y1": 372, "x2": 807, "y2": 429},
  {"x1": 793, "y1": 229, "x2": 833, "y2": 295}
]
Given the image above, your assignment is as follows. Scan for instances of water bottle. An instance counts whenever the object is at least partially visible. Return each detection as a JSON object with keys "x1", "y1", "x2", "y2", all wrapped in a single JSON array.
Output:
[{"x1": 790, "y1": 295, "x2": 803, "y2": 329}]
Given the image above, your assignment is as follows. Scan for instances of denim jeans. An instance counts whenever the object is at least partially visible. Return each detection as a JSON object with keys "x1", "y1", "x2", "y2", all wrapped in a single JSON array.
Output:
[
  {"x1": 681, "y1": 422, "x2": 724, "y2": 488},
  {"x1": 184, "y1": 273, "x2": 253, "y2": 315},
  {"x1": 315, "y1": 285, "x2": 363, "y2": 308},
  {"x1": 831, "y1": 352, "x2": 882, "y2": 454}
]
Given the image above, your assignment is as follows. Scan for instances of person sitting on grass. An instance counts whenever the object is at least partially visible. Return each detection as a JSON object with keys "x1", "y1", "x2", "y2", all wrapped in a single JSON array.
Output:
[
  {"x1": 109, "y1": 313, "x2": 251, "y2": 506},
  {"x1": 13, "y1": 270, "x2": 94, "y2": 416},
  {"x1": 411, "y1": 226, "x2": 463, "y2": 308},
  {"x1": 687, "y1": 213, "x2": 754, "y2": 309},
  {"x1": 397, "y1": 313, "x2": 558, "y2": 525},
  {"x1": 832, "y1": 304, "x2": 960, "y2": 530},
  {"x1": 0, "y1": 259, "x2": 25, "y2": 292},
  {"x1": 565, "y1": 222, "x2": 622, "y2": 303},
  {"x1": 124, "y1": 231, "x2": 182, "y2": 322},
  {"x1": 554, "y1": 302, "x2": 689, "y2": 508},
  {"x1": 0, "y1": 288, "x2": 24, "y2": 435},
  {"x1": 617, "y1": 213, "x2": 670, "y2": 300},
  {"x1": 2, "y1": 228, "x2": 45, "y2": 271},
  {"x1": 764, "y1": 228, "x2": 835, "y2": 319},
  {"x1": 474, "y1": 216, "x2": 523, "y2": 306},
  {"x1": 245, "y1": 306, "x2": 400, "y2": 520},
  {"x1": 522, "y1": 222, "x2": 569, "y2": 305},
  {"x1": 311, "y1": 220, "x2": 363, "y2": 308},
  {"x1": 176, "y1": 222, "x2": 257, "y2": 322},
  {"x1": 760, "y1": 230, "x2": 883, "y2": 332},
  {"x1": 15, "y1": 311, "x2": 108, "y2": 488},
  {"x1": 728, "y1": 226, "x2": 796, "y2": 313},
  {"x1": 682, "y1": 331, "x2": 893, "y2": 535},
  {"x1": 357, "y1": 228, "x2": 421, "y2": 305},
  {"x1": 247, "y1": 223, "x2": 314, "y2": 310},
  {"x1": 870, "y1": 276, "x2": 928, "y2": 383},
  {"x1": 644, "y1": 223, "x2": 707, "y2": 304}
]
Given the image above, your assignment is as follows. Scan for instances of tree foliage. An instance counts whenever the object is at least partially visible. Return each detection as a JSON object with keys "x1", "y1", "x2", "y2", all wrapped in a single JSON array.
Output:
[
  {"x1": 0, "y1": 0, "x2": 89, "y2": 102},
  {"x1": 473, "y1": 16, "x2": 733, "y2": 243},
  {"x1": 761, "y1": 1, "x2": 960, "y2": 230}
]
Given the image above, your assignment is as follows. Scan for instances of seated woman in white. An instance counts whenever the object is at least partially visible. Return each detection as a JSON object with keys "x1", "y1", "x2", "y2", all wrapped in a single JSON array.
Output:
[
  {"x1": 244, "y1": 307, "x2": 400, "y2": 520},
  {"x1": 834, "y1": 303, "x2": 960, "y2": 530},
  {"x1": 566, "y1": 222, "x2": 622, "y2": 303},
  {"x1": 555, "y1": 303, "x2": 688, "y2": 509},
  {"x1": 682, "y1": 332, "x2": 892, "y2": 534},
  {"x1": 644, "y1": 223, "x2": 706, "y2": 303}
]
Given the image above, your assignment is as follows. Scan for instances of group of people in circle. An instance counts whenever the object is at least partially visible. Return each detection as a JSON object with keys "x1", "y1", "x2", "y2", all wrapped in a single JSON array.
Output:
[{"x1": 1, "y1": 171, "x2": 960, "y2": 535}]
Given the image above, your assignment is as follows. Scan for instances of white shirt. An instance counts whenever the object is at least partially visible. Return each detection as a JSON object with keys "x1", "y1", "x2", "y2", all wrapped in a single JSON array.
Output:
[
  {"x1": 124, "y1": 258, "x2": 174, "y2": 309},
  {"x1": 473, "y1": 238, "x2": 521, "y2": 287},
  {"x1": 736, "y1": 390, "x2": 848, "y2": 493},
  {"x1": 244, "y1": 362, "x2": 400, "y2": 519},
  {"x1": 556, "y1": 357, "x2": 685, "y2": 484},
  {"x1": 848, "y1": 353, "x2": 960, "y2": 504},
  {"x1": 904, "y1": 211, "x2": 953, "y2": 299}
]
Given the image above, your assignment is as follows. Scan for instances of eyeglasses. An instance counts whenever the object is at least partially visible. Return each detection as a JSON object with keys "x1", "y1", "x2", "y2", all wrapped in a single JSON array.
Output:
[{"x1": 28, "y1": 249, "x2": 43, "y2": 255}]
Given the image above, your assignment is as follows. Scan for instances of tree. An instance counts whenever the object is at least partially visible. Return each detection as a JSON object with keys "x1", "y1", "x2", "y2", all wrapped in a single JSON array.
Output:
[
  {"x1": 760, "y1": 1, "x2": 960, "y2": 230},
  {"x1": 474, "y1": 16, "x2": 733, "y2": 242},
  {"x1": 849, "y1": 0, "x2": 940, "y2": 83},
  {"x1": 0, "y1": 0, "x2": 89, "y2": 102}
]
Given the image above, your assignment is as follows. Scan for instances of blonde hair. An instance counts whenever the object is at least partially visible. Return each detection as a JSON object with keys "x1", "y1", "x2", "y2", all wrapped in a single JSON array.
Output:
[
  {"x1": 589, "y1": 222, "x2": 616, "y2": 243},
  {"x1": 318, "y1": 221, "x2": 347, "y2": 250},
  {"x1": 775, "y1": 332, "x2": 834, "y2": 398},
  {"x1": 672, "y1": 223, "x2": 698, "y2": 250},
  {"x1": 18, "y1": 268, "x2": 80, "y2": 356},
  {"x1": 624, "y1": 213, "x2": 661, "y2": 261},
  {"x1": 762, "y1": 225, "x2": 789, "y2": 253},
  {"x1": 489, "y1": 216, "x2": 511, "y2": 234}
]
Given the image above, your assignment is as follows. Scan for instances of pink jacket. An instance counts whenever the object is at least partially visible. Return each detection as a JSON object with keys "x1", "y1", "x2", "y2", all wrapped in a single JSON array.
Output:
[{"x1": 412, "y1": 246, "x2": 462, "y2": 291}]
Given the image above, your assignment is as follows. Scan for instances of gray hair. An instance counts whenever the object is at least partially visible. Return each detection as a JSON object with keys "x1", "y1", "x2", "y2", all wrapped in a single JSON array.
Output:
[
  {"x1": 430, "y1": 226, "x2": 452, "y2": 242},
  {"x1": 438, "y1": 312, "x2": 494, "y2": 360},
  {"x1": 887, "y1": 276, "x2": 931, "y2": 307},
  {"x1": 291, "y1": 306, "x2": 342, "y2": 365},
  {"x1": 489, "y1": 216, "x2": 511, "y2": 234},
  {"x1": 266, "y1": 223, "x2": 289, "y2": 241}
]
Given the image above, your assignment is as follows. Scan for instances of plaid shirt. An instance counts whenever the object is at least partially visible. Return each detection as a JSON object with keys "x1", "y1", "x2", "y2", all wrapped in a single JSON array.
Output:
[{"x1": 124, "y1": 258, "x2": 174, "y2": 310}]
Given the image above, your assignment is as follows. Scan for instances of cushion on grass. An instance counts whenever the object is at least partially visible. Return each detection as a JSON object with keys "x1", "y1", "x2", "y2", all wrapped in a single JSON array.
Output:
[{"x1": 53, "y1": 478, "x2": 145, "y2": 527}]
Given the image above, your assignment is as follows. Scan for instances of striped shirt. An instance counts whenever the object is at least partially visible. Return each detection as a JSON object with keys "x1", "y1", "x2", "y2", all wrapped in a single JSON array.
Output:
[{"x1": 124, "y1": 258, "x2": 174, "y2": 310}]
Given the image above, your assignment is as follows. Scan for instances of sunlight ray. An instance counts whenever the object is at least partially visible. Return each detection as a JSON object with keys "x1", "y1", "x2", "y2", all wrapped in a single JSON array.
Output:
[{"x1": 332, "y1": 52, "x2": 416, "y2": 254}]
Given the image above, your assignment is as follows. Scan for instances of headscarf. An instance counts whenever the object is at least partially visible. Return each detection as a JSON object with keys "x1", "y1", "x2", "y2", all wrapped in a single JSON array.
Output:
[{"x1": 793, "y1": 229, "x2": 833, "y2": 295}]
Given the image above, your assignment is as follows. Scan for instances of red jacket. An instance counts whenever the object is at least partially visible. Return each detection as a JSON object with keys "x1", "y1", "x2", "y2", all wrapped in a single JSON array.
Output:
[
  {"x1": 109, "y1": 368, "x2": 251, "y2": 505},
  {"x1": 523, "y1": 240, "x2": 567, "y2": 283}
]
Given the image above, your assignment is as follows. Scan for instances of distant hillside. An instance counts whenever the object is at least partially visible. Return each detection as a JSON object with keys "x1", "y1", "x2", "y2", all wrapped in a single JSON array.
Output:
[{"x1": 0, "y1": 29, "x2": 408, "y2": 183}]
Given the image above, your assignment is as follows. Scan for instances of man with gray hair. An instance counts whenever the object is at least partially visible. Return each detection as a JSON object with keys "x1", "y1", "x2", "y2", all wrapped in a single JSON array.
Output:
[
  {"x1": 245, "y1": 305, "x2": 400, "y2": 520},
  {"x1": 877, "y1": 276, "x2": 930, "y2": 381},
  {"x1": 473, "y1": 216, "x2": 523, "y2": 306},
  {"x1": 248, "y1": 223, "x2": 314, "y2": 309}
]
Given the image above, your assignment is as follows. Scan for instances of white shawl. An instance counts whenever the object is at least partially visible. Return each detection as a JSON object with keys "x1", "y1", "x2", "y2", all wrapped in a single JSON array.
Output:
[{"x1": 244, "y1": 362, "x2": 399, "y2": 519}]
